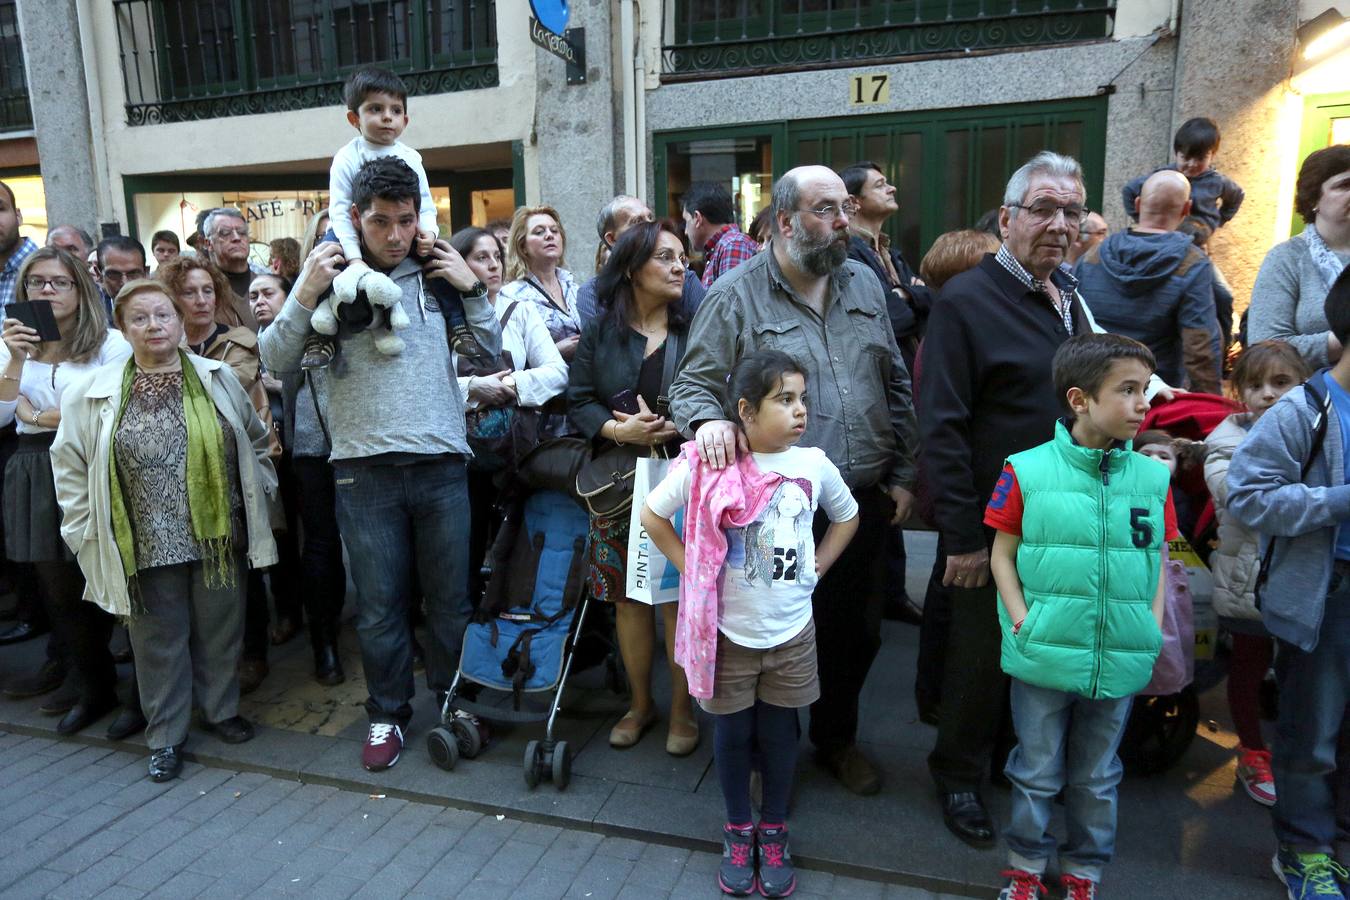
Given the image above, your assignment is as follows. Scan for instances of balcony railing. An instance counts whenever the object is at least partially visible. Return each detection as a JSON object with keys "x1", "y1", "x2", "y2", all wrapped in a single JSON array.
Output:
[
  {"x1": 662, "y1": 0, "x2": 1116, "y2": 78},
  {"x1": 0, "y1": 1, "x2": 32, "y2": 132},
  {"x1": 113, "y1": 0, "x2": 498, "y2": 126}
]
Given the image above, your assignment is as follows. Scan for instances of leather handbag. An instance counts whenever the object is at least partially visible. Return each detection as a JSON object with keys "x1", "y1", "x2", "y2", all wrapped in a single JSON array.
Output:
[
  {"x1": 573, "y1": 331, "x2": 682, "y2": 519},
  {"x1": 516, "y1": 436, "x2": 590, "y2": 496}
]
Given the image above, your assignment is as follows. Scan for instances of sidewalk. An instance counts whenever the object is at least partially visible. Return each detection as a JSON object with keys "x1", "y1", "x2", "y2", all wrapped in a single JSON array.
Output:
[
  {"x1": 0, "y1": 533, "x2": 1279, "y2": 897},
  {"x1": 0, "y1": 732, "x2": 965, "y2": 899}
]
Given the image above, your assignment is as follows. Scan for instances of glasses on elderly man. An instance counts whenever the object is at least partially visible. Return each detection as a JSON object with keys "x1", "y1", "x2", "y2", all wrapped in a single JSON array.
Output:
[
  {"x1": 1008, "y1": 201, "x2": 1088, "y2": 228},
  {"x1": 797, "y1": 204, "x2": 849, "y2": 222}
]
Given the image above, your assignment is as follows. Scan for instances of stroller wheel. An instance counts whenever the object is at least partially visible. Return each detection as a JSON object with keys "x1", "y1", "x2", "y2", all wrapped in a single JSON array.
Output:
[
  {"x1": 428, "y1": 726, "x2": 459, "y2": 771},
  {"x1": 452, "y1": 718, "x2": 484, "y2": 759},
  {"x1": 1119, "y1": 688, "x2": 1200, "y2": 776},
  {"x1": 552, "y1": 740, "x2": 572, "y2": 791},
  {"x1": 523, "y1": 739, "x2": 542, "y2": 789}
]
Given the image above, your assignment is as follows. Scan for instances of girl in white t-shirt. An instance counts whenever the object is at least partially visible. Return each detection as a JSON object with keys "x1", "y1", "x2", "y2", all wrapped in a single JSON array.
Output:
[{"x1": 641, "y1": 350, "x2": 858, "y2": 898}]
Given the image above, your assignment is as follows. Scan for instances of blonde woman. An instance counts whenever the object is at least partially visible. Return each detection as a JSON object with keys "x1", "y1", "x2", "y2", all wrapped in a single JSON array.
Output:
[
  {"x1": 499, "y1": 205, "x2": 581, "y2": 363},
  {"x1": 0, "y1": 248, "x2": 133, "y2": 736}
]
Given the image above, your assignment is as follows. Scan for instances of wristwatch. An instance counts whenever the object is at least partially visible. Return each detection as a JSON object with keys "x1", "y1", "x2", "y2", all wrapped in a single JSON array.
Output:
[
  {"x1": 502, "y1": 375, "x2": 517, "y2": 392},
  {"x1": 468, "y1": 280, "x2": 487, "y2": 296}
]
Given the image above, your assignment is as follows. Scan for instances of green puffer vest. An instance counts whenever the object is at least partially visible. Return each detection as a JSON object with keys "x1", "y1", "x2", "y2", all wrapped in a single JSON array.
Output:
[{"x1": 996, "y1": 421, "x2": 1167, "y2": 699}]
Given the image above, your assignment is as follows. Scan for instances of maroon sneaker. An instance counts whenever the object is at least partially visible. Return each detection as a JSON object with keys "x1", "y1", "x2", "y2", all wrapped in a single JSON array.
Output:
[{"x1": 362, "y1": 722, "x2": 404, "y2": 771}]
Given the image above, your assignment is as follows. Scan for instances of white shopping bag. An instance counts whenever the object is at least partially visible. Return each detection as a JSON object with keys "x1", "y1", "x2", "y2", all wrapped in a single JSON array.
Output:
[{"x1": 626, "y1": 456, "x2": 682, "y2": 605}]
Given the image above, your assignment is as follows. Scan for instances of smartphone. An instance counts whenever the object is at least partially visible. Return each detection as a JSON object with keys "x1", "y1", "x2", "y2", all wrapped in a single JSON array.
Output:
[
  {"x1": 610, "y1": 389, "x2": 640, "y2": 415},
  {"x1": 8, "y1": 300, "x2": 61, "y2": 342}
]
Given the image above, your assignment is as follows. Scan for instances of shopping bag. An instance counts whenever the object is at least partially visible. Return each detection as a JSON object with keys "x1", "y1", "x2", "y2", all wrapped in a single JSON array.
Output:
[
  {"x1": 626, "y1": 456, "x2": 683, "y2": 605},
  {"x1": 1142, "y1": 542, "x2": 1196, "y2": 697}
]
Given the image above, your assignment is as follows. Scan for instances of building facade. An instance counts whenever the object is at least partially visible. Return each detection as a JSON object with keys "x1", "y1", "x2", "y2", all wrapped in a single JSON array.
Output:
[{"x1": 0, "y1": 0, "x2": 1344, "y2": 311}]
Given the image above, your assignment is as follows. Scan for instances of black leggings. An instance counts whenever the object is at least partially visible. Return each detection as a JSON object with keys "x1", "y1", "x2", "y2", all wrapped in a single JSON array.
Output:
[{"x1": 714, "y1": 700, "x2": 800, "y2": 825}]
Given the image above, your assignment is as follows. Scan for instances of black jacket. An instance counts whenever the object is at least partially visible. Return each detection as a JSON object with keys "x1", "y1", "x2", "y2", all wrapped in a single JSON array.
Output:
[
  {"x1": 846, "y1": 234, "x2": 934, "y2": 353},
  {"x1": 917, "y1": 254, "x2": 1092, "y2": 554},
  {"x1": 566, "y1": 313, "x2": 688, "y2": 444}
]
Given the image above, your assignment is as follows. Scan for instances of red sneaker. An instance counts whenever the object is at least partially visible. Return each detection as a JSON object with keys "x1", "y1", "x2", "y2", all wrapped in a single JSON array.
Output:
[
  {"x1": 998, "y1": 869, "x2": 1046, "y2": 900},
  {"x1": 1060, "y1": 874, "x2": 1098, "y2": 900},
  {"x1": 362, "y1": 722, "x2": 404, "y2": 771},
  {"x1": 1236, "y1": 747, "x2": 1277, "y2": 807}
]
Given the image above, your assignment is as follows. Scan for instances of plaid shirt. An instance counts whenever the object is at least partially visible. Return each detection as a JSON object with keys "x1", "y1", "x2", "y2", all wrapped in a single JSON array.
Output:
[
  {"x1": 701, "y1": 225, "x2": 759, "y2": 288},
  {"x1": 0, "y1": 237, "x2": 38, "y2": 307},
  {"x1": 994, "y1": 243, "x2": 1080, "y2": 333}
]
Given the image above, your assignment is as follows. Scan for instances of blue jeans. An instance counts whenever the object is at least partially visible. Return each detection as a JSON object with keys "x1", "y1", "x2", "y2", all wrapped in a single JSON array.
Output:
[
  {"x1": 1004, "y1": 679, "x2": 1133, "y2": 883},
  {"x1": 333, "y1": 456, "x2": 470, "y2": 727},
  {"x1": 1272, "y1": 568, "x2": 1350, "y2": 853}
]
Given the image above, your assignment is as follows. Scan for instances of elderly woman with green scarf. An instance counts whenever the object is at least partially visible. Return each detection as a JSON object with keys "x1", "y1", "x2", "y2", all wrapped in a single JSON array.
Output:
[{"x1": 52, "y1": 279, "x2": 279, "y2": 783}]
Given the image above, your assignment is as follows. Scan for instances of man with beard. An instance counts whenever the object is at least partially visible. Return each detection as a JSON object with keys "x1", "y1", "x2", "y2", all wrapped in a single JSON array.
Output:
[
  {"x1": 0, "y1": 180, "x2": 37, "y2": 306},
  {"x1": 671, "y1": 165, "x2": 920, "y2": 796},
  {"x1": 919, "y1": 151, "x2": 1102, "y2": 849}
]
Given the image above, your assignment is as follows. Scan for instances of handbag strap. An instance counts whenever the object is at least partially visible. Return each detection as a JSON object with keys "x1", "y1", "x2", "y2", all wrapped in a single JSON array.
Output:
[{"x1": 656, "y1": 330, "x2": 681, "y2": 417}]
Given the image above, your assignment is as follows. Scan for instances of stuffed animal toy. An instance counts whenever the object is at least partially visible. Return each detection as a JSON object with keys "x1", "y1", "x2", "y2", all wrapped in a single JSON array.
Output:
[{"x1": 310, "y1": 266, "x2": 409, "y2": 356}]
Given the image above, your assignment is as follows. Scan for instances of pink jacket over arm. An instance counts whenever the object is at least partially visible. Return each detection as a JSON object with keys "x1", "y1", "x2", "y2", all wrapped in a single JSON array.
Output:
[{"x1": 671, "y1": 441, "x2": 784, "y2": 699}]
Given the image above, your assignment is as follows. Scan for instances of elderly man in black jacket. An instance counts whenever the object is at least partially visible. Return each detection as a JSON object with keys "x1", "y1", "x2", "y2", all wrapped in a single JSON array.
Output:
[{"x1": 919, "y1": 150, "x2": 1100, "y2": 848}]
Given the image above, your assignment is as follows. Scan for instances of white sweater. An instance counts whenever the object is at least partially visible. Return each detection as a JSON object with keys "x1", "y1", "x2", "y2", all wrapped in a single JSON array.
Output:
[{"x1": 328, "y1": 136, "x2": 438, "y2": 261}]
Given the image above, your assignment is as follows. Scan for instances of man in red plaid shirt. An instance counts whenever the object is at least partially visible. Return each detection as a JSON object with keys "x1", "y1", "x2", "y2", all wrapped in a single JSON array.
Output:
[{"x1": 682, "y1": 181, "x2": 760, "y2": 288}]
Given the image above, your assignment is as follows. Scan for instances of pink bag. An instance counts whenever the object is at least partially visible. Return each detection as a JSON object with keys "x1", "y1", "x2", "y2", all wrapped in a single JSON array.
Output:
[{"x1": 1142, "y1": 545, "x2": 1195, "y2": 696}]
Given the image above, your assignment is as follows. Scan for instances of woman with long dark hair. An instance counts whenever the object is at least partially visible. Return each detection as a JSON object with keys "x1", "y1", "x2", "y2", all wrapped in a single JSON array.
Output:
[{"x1": 566, "y1": 220, "x2": 699, "y2": 755}]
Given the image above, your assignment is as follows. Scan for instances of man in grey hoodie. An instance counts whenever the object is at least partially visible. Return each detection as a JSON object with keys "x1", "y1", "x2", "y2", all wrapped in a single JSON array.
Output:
[
  {"x1": 260, "y1": 157, "x2": 501, "y2": 773},
  {"x1": 1228, "y1": 266, "x2": 1350, "y2": 896},
  {"x1": 1074, "y1": 170, "x2": 1220, "y2": 394}
]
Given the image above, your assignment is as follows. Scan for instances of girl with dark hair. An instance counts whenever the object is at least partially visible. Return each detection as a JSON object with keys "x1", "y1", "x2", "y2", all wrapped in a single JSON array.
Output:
[
  {"x1": 450, "y1": 226, "x2": 567, "y2": 602},
  {"x1": 640, "y1": 349, "x2": 859, "y2": 898},
  {"x1": 566, "y1": 219, "x2": 697, "y2": 756}
]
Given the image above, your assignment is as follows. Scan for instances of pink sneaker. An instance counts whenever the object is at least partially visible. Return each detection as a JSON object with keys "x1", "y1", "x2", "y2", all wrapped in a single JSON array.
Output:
[
  {"x1": 362, "y1": 722, "x2": 404, "y2": 771},
  {"x1": 1236, "y1": 747, "x2": 1276, "y2": 806}
]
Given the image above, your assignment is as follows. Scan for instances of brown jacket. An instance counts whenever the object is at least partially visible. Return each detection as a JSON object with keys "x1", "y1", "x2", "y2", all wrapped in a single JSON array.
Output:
[{"x1": 196, "y1": 325, "x2": 282, "y2": 459}]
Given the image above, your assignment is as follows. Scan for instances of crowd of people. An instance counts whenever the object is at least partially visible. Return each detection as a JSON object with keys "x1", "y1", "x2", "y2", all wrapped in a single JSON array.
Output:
[{"x1": 0, "y1": 62, "x2": 1348, "y2": 899}]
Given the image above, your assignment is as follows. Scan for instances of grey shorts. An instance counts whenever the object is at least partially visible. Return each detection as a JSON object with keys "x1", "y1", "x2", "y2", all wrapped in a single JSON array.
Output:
[{"x1": 699, "y1": 618, "x2": 820, "y2": 715}]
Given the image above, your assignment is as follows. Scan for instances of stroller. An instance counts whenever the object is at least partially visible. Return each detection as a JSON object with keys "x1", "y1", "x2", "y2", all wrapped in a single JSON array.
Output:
[{"x1": 427, "y1": 487, "x2": 593, "y2": 791}]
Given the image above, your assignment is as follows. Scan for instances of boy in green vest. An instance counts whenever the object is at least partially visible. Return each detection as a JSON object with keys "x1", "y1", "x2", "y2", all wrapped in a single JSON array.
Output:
[{"x1": 985, "y1": 333, "x2": 1176, "y2": 900}]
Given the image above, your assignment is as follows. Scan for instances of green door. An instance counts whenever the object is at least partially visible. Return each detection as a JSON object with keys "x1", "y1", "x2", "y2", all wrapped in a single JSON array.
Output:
[{"x1": 785, "y1": 99, "x2": 1107, "y2": 266}]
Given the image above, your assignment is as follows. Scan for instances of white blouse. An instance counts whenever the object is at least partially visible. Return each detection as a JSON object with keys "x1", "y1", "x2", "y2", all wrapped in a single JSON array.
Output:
[
  {"x1": 455, "y1": 295, "x2": 567, "y2": 411},
  {"x1": 0, "y1": 329, "x2": 133, "y2": 433}
]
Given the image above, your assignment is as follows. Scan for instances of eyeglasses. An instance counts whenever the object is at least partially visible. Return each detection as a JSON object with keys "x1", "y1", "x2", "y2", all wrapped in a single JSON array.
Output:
[
  {"x1": 651, "y1": 250, "x2": 688, "y2": 267},
  {"x1": 124, "y1": 311, "x2": 178, "y2": 328},
  {"x1": 102, "y1": 268, "x2": 145, "y2": 283},
  {"x1": 797, "y1": 204, "x2": 849, "y2": 222},
  {"x1": 24, "y1": 276, "x2": 75, "y2": 292},
  {"x1": 211, "y1": 226, "x2": 249, "y2": 240},
  {"x1": 1008, "y1": 201, "x2": 1088, "y2": 228}
]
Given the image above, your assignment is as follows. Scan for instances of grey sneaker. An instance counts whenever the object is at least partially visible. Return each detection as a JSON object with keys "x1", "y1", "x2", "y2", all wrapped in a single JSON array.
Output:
[
  {"x1": 755, "y1": 824, "x2": 795, "y2": 898},
  {"x1": 718, "y1": 823, "x2": 756, "y2": 896}
]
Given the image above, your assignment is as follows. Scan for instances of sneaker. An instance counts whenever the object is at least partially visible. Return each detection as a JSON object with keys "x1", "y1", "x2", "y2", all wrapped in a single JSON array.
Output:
[
  {"x1": 301, "y1": 333, "x2": 337, "y2": 370},
  {"x1": 718, "y1": 823, "x2": 756, "y2": 896},
  {"x1": 755, "y1": 823, "x2": 796, "y2": 898},
  {"x1": 450, "y1": 323, "x2": 485, "y2": 360},
  {"x1": 1060, "y1": 874, "x2": 1098, "y2": 900},
  {"x1": 1272, "y1": 848, "x2": 1348, "y2": 899},
  {"x1": 997, "y1": 869, "x2": 1047, "y2": 900},
  {"x1": 1237, "y1": 747, "x2": 1277, "y2": 807},
  {"x1": 362, "y1": 722, "x2": 404, "y2": 772}
]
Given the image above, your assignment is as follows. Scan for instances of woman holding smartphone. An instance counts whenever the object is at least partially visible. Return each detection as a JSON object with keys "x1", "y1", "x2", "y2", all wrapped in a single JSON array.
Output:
[
  {"x1": 0, "y1": 247, "x2": 133, "y2": 736},
  {"x1": 565, "y1": 220, "x2": 699, "y2": 755}
]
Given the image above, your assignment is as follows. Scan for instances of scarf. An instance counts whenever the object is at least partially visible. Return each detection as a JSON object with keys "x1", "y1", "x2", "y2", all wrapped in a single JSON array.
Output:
[
  {"x1": 109, "y1": 351, "x2": 234, "y2": 605},
  {"x1": 1305, "y1": 223, "x2": 1349, "y2": 292}
]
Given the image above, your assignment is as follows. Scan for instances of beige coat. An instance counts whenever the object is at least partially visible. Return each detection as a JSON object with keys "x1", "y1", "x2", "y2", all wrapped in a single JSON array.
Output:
[
  {"x1": 51, "y1": 354, "x2": 279, "y2": 617},
  {"x1": 1204, "y1": 413, "x2": 1263, "y2": 624}
]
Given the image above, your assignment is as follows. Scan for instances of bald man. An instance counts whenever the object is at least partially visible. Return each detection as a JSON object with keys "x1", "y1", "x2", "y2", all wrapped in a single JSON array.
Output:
[
  {"x1": 1065, "y1": 211, "x2": 1108, "y2": 266},
  {"x1": 1073, "y1": 170, "x2": 1220, "y2": 393},
  {"x1": 671, "y1": 165, "x2": 919, "y2": 796}
]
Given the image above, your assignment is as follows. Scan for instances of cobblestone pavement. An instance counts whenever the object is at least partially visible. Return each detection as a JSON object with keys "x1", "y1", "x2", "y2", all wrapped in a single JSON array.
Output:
[{"x1": 0, "y1": 731, "x2": 967, "y2": 900}]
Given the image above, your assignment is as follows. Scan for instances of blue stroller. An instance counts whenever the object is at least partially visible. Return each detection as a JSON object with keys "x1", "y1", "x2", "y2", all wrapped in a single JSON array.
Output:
[{"x1": 427, "y1": 488, "x2": 592, "y2": 790}]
